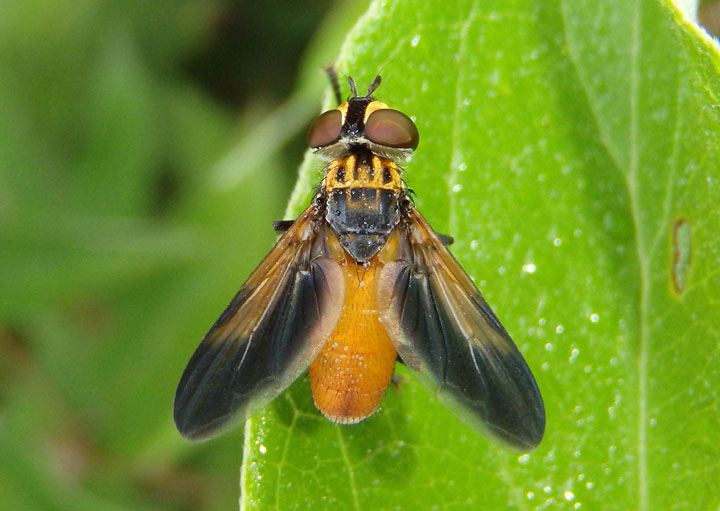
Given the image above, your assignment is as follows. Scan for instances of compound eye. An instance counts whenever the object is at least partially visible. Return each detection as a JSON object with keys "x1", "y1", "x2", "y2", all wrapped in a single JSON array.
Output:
[
  {"x1": 365, "y1": 109, "x2": 419, "y2": 149},
  {"x1": 307, "y1": 109, "x2": 343, "y2": 149}
]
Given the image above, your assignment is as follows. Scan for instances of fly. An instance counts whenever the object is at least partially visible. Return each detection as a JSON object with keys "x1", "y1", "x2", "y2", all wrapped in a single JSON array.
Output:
[{"x1": 174, "y1": 69, "x2": 545, "y2": 450}]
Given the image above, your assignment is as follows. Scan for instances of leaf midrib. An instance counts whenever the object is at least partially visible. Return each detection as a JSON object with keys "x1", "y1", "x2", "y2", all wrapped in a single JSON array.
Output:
[
  {"x1": 560, "y1": 0, "x2": 650, "y2": 508},
  {"x1": 626, "y1": 1, "x2": 649, "y2": 510}
]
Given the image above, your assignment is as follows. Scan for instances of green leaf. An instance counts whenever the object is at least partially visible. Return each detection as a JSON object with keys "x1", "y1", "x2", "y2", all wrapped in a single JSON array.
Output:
[{"x1": 242, "y1": 0, "x2": 720, "y2": 509}]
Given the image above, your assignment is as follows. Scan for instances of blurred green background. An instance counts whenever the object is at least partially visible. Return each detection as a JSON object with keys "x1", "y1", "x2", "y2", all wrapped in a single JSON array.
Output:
[
  {"x1": 1, "y1": 1, "x2": 719, "y2": 510},
  {"x1": 0, "y1": 1, "x2": 371, "y2": 510}
]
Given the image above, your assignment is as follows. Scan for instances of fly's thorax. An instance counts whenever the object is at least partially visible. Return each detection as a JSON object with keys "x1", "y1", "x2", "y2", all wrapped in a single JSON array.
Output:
[
  {"x1": 323, "y1": 153, "x2": 404, "y2": 262},
  {"x1": 324, "y1": 153, "x2": 404, "y2": 192}
]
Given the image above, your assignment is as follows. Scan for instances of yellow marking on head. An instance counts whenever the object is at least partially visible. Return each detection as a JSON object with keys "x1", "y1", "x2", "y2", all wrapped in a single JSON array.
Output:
[
  {"x1": 337, "y1": 100, "x2": 388, "y2": 125},
  {"x1": 336, "y1": 102, "x2": 349, "y2": 122},
  {"x1": 363, "y1": 101, "x2": 389, "y2": 122}
]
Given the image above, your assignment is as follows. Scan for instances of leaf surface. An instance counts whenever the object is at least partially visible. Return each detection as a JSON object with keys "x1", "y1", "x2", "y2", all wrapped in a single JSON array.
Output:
[{"x1": 242, "y1": 1, "x2": 720, "y2": 509}]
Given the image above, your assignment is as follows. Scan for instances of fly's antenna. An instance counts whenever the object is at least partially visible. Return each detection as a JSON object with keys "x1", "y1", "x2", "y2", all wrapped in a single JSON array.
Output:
[
  {"x1": 347, "y1": 76, "x2": 359, "y2": 97},
  {"x1": 325, "y1": 65, "x2": 380, "y2": 100},
  {"x1": 367, "y1": 75, "x2": 382, "y2": 96},
  {"x1": 324, "y1": 64, "x2": 343, "y2": 105}
]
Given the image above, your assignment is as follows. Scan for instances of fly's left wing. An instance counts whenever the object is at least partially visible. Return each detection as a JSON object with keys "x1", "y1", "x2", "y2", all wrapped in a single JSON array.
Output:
[
  {"x1": 377, "y1": 208, "x2": 545, "y2": 450},
  {"x1": 174, "y1": 206, "x2": 344, "y2": 440}
]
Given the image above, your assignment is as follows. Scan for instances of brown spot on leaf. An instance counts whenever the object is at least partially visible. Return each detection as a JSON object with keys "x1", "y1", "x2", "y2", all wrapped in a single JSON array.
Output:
[{"x1": 671, "y1": 219, "x2": 691, "y2": 294}]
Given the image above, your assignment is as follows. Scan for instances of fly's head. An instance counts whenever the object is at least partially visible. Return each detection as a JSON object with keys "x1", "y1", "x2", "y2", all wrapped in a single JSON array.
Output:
[{"x1": 307, "y1": 75, "x2": 419, "y2": 163}]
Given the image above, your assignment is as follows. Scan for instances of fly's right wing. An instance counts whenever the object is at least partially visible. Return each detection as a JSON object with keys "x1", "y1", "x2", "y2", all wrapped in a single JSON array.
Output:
[
  {"x1": 174, "y1": 205, "x2": 345, "y2": 441},
  {"x1": 377, "y1": 208, "x2": 545, "y2": 451}
]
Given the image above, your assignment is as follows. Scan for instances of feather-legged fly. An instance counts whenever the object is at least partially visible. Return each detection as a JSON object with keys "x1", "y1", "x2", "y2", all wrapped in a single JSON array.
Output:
[{"x1": 174, "y1": 69, "x2": 545, "y2": 450}]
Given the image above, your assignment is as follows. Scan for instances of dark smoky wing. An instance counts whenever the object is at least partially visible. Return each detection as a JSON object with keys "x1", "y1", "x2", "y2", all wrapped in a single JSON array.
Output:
[
  {"x1": 174, "y1": 206, "x2": 345, "y2": 441},
  {"x1": 377, "y1": 208, "x2": 545, "y2": 451}
]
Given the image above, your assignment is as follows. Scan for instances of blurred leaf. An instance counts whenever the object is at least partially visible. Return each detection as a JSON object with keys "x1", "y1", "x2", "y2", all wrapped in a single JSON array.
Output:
[
  {"x1": 0, "y1": 1, "x2": 328, "y2": 511},
  {"x1": 243, "y1": 0, "x2": 720, "y2": 510},
  {"x1": 210, "y1": 0, "x2": 376, "y2": 191}
]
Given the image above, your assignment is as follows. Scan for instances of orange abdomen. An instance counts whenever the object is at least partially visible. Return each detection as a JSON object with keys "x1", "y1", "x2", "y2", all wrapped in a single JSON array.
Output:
[{"x1": 309, "y1": 249, "x2": 397, "y2": 423}]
